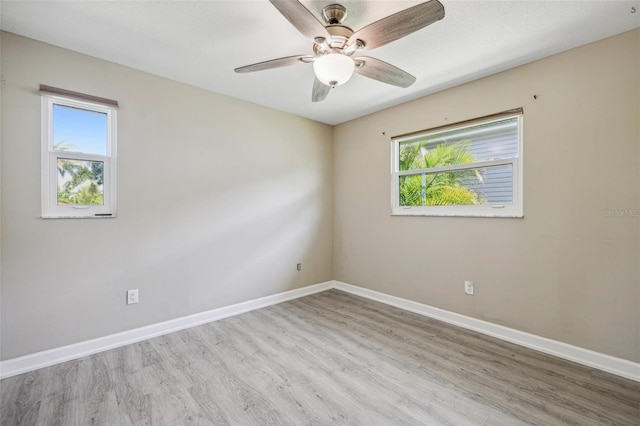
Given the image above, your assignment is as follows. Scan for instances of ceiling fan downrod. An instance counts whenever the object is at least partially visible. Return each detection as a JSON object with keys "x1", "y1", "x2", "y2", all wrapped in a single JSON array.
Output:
[{"x1": 322, "y1": 4, "x2": 347, "y2": 25}]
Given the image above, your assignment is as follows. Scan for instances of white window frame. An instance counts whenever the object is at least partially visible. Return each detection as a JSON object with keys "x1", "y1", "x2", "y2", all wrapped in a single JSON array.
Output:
[
  {"x1": 391, "y1": 111, "x2": 523, "y2": 218},
  {"x1": 41, "y1": 94, "x2": 117, "y2": 218}
]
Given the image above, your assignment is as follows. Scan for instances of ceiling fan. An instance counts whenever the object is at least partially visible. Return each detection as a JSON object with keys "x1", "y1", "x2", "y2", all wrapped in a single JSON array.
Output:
[{"x1": 235, "y1": 0, "x2": 445, "y2": 102}]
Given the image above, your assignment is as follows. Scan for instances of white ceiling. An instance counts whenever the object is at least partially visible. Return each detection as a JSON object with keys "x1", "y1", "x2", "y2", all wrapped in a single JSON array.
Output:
[{"x1": 2, "y1": 0, "x2": 639, "y2": 125}]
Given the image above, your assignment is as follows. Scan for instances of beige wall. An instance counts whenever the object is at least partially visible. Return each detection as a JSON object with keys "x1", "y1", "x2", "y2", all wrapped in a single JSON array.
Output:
[
  {"x1": 2, "y1": 29, "x2": 638, "y2": 365},
  {"x1": 333, "y1": 29, "x2": 640, "y2": 362},
  {"x1": 0, "y1": 32, "x2": 334, "y2": 360}
]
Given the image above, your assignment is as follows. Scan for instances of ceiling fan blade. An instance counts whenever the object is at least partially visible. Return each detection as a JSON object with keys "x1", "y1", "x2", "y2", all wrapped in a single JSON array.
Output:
[
  {"x1": 270, "y1": 0, "x2": 331, "y2": 42},
  {"x1": 354, "y1": 57, "x2": 416, "y2": 88},
  {"x1": 312, "y1": 78, "x2": 331, "y2": 102},
  {"x1": 348, "y1": 0, "x2": 444, "y2": 51},
  {"x1": 234, "y1": 55, "x2": 313, "y2": 73}
]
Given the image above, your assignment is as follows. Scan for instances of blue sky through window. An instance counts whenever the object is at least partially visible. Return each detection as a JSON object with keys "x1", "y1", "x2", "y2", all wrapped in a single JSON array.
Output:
[{"x1": 53, "y1": 104, "x2": 107, "y2": 155}]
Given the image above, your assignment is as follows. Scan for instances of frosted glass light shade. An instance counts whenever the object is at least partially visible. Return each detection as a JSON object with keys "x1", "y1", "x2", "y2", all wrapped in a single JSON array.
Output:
[{"x1": 313, "y1": 53, "x2": 355, "y2": 87}]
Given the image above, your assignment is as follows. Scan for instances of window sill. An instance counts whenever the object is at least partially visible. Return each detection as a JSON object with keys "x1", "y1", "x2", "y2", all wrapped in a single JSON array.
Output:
[
  {"x1": 391, "y1": 207, "x2": 523, "y2": 218},
  {"x1": 42, "y1": 213, "x2": 117, "y2": 219}
]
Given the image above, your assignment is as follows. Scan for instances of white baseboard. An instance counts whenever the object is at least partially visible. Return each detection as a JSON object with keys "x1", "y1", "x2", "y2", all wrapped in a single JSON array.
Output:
[
  {"x1": 0, "y1": 281, "x2": 333, "y2": 379},
  {"x1": 333, "y1": 281, "x2": 640, "y2": 382},
  {"x1": 2, "y1": 279, "x2": 638, "y2": 383}
]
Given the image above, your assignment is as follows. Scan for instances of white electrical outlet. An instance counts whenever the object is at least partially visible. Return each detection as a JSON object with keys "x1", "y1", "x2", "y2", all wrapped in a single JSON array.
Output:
[
  {"x1": 127, "y1": 289, "x2": 139, "y2": 305},
  {"x1": 464, "y1": 281, "x2": 474, "y2": 295},
  {"x1": 296, "y1": 263, "x2": 302, "y2": 271}
]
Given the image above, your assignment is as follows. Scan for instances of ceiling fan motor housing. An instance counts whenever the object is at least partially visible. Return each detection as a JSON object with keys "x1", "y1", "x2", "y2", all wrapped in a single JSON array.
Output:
[
  {"x1": 326, "y1": 25, "x2": 353, "y2": 50},
  {"x1": 318, "y1": 4, "x2": 354, "y2": 51}
]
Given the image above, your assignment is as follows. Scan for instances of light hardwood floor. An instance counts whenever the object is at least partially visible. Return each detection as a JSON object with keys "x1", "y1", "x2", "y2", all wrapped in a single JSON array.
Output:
[{"x1": 1, "y1": 289, "x2": 638, "y2": 425}]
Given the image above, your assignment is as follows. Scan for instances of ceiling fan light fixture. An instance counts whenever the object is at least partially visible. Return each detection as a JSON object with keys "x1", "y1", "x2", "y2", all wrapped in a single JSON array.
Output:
[{"x1": 313, "y1": 53, "x2": 354, "y2": 87}]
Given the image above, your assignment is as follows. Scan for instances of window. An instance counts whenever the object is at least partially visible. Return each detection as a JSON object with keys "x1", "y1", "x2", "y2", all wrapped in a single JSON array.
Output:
[
  {"x1": 41, "y1": 86, "x2": 117, "y2": 218},
  {"x1": 391, "y1": 109, "x2": 523, "y2": 217}
]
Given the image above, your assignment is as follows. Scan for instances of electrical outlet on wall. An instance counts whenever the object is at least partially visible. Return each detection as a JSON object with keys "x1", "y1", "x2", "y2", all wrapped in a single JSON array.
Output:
[
  {"x1": 464, "y1": 281, "x2": 474, "y2": 295},
  {"x1": 297, "y1": 263, "x2": 302, "y2": 271},
  {"x1": 127, "y1": 289, "x2": 139, "y2": 305}
]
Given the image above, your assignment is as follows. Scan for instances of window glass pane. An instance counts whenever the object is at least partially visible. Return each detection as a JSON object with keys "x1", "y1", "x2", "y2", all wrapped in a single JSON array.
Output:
[
  {"x1": 399, "y1": 164, "x2": 513, "y2": 206},
  {"x1": 57, "y1": 159, "x2": 104, "y2": 206},
  {"x1": 53, "y1": 104, "x2": 108, "y2": 155},
  {"x1": 399, "y1": 117, "x2": 518, "y2": 171}
]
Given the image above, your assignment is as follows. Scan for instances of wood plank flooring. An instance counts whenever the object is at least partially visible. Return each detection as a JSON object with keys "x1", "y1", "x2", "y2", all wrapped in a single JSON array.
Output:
[{"x1": 1, "y1": 289, "x2": 638, "y2": 425}]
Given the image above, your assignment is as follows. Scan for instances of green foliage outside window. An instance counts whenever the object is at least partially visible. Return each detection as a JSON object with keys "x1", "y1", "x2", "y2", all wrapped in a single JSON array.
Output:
[
  {"x1": 399, "y1": 142, "x2": 485, "y2": 206},
  {"x1": 55, "y1": 142, "x2": 104, "y2": 206}
]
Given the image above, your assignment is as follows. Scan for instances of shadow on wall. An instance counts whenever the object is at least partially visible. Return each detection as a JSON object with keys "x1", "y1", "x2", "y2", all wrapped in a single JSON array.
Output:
[{"x1": 107, "y1": 167, "x2": 327, "y2": 315}]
